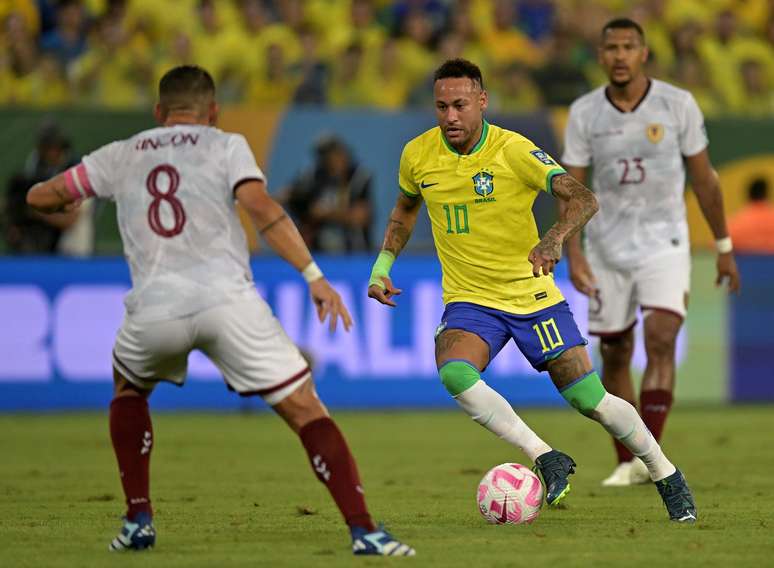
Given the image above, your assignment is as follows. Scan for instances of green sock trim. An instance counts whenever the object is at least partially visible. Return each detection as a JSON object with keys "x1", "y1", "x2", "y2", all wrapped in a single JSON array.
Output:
[
  {"x1": 439, "y1": 360, "x2": 480, "y2": 397},
  {"x1": 560, "y1": 371, "x2": 606, "y2": 416}
]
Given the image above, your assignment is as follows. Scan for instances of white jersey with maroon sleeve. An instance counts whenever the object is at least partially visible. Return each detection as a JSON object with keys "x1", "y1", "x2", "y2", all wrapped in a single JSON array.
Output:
[
  {"x1": 78, "y1": 124, "x2": 264, "y2": 322},
  {"x1": 562, "y1": 79, "x2": 708, "y2": 270}
]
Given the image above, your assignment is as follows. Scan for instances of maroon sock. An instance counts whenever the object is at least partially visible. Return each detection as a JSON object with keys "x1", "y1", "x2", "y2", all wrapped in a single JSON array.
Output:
[
  {"x1": 109, "y1": 396, "x2": 153, "y2": 521},
  {"x1": 613, "y1": 399, "x2": 637, "y2": 463},
  {"x1": 299, "y1": 417, "x2": 375, "y2": 532},
  {"x1": 640, "y1": 389, "x2": 673, "y2": 442}
]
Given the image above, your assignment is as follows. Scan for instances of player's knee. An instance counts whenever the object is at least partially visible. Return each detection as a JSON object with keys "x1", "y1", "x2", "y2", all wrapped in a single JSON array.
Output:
[
  {"x1": 559, "y1": 371, "x2": 606, "y2": 417},
  {"x1": 438, "y1": 360, "x2": 480, "y2": 397},
  {"x1": 644, "y1": 330, "x2": 676, "y2": 360},
  {"x1": 112, "y1": 368, "x2": 150, "y2": 399},
  {"x1": 273, "y1": 379, "x2": 328, "y2": 433},
  {"x1": 600, "y1": 334, "x2": 634, "y2": 367}
]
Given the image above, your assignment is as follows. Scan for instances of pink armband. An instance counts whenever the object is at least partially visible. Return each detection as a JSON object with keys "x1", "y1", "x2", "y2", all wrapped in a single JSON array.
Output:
[{"x1": 63, "y1": 163, "x2": 96, "y2": 200}]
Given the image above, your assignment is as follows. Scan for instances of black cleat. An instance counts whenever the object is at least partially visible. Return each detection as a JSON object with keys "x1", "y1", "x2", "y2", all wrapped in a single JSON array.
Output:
[
  {"x1": 534, "y1": 450, "x2": 576, "y2": 506},
  {"x1": 655, "y1": 468, "x2": 697, "y2": 523}
]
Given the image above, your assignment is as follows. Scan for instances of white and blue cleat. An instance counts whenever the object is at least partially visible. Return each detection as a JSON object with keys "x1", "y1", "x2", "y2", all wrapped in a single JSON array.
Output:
[
  {"x1": 351, "y1": 526, "x2": 415, "y2": 556},
  {"x1": 108, "y1": 512, "x2": 156, "y2": 551}
]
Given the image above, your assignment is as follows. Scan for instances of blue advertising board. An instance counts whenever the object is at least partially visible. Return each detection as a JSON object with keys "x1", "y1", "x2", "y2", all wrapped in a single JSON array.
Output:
[
  {"x1": 0, "y1": 256, "x2": 596, "y2": 411},
  {"x1": 730, "y1": 255, "x2": 774, "y2": 401}
]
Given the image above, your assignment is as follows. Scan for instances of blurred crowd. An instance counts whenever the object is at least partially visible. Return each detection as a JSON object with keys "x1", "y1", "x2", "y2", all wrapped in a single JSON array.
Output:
[{"x1": 1, "y1": 0, "x2": 773, "y2": 115}]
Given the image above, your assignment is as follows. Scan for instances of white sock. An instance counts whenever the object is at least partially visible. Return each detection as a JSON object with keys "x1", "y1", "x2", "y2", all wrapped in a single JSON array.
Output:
[
  {"x1": 591, "y1": 393, "x2": 676, "y2": 481},
  {"x1": 454, "y1": 380, "x2": 552, "y2": 462}
]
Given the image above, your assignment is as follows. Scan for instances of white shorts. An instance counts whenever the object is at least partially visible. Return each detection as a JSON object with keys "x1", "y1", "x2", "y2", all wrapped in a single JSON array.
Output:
[
  {"x1": 112, "y1": 293, "x2": 310, "y2": 405},
  {"x1": 587, "y1": 250, "x2": 691, "y2": 337}
]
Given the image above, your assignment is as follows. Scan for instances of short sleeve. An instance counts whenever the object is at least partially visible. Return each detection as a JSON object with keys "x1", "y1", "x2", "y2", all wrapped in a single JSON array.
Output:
[
  {"x1": 679, "y1": 93, "x2": 709, "y2": 157},
  {"x1": 561, "y1": 103, "x2": 592, "y2": 167},
  {"x1": 398, "y1": 144, "x2": 420, "y2": 197},
  {"x1": 80, "y1": 141, "x2": 121, "y2": 199},
  {"x1": 504, "y1": 138, "x2": 566, "y2": 194},
  {"x1": 227, "y1": 134, "x2": 265, "y2": 192}
]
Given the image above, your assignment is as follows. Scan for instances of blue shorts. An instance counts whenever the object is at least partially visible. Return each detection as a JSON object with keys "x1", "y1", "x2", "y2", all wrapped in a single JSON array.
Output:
[{"x1": 436, "y1": 301, "x2": 588, "y2": 371}]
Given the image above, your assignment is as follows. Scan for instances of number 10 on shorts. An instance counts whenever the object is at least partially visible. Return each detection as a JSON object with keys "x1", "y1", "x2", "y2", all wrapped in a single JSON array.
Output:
[{"x1": 532, "y1": 318, "x2": 564, "y2": 353}]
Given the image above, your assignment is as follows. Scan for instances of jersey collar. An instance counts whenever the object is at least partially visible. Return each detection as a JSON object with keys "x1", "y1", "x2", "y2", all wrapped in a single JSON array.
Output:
[
  {"x1": 604, "y1": 79, "x2": 652, "y2": 113},
  {"x1": 441, "y1": 120, "x2": 489, "y2": 155}
]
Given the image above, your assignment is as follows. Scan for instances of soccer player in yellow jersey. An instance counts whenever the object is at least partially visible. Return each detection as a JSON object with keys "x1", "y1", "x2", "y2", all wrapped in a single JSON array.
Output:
[{"x1": 368, "y1": 59, "x2": 697, "y2": 522}]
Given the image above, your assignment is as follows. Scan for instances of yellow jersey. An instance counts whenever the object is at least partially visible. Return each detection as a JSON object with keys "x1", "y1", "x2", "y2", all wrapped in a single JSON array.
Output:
[{"x1": 399, "y1": 121, "x2": 566, "y2": 314}]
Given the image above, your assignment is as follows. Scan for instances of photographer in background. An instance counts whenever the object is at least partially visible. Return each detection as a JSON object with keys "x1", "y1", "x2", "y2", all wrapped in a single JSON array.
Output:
[
  {"x1": 5, "y1": 122, "x2": 93, "y2": 255},
  {"x1": 283, "y1": 134, "x2": 372, "y2": 253}
]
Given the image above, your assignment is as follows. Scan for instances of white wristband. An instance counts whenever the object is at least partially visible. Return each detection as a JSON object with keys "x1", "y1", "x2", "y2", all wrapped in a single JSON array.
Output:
[
  {"x1": 301, "y1": 261, "x2": 324, "y2": 283},
  {"x1": 716, "y1": 237, "x2": 733, "y2": 254}
]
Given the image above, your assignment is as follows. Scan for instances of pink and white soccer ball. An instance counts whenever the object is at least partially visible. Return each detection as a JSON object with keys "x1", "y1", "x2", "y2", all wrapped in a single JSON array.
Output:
[{"x1": 477, "y1": 463, "x2": 544, "y2": 524}]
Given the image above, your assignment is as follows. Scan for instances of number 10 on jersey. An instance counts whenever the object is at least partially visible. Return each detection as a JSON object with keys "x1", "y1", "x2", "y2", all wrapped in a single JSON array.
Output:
[
  {"x1": 533, "y1": 318, "x2": 564, "y2": 353},
  {"x1": 442, "y1": 204, "x2": 469, "y2": 234}
]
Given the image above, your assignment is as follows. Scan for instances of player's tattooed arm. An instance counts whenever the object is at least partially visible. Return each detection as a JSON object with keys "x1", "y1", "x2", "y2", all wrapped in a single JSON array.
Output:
[
  {"x1": 382, "y1": 193, "x2": 423, "y2": 257},
  {"x1": 555, "y1": 166, "x2": 598, "y2": 295},
  {"x1": 528, "y1": 173, "x2": 598, "y2": 277}
]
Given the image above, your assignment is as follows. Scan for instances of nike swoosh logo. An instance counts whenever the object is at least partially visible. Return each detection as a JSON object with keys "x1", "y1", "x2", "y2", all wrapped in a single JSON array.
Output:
[{"x1": 420, "y1": 181, "x2": 439, "y2": 189}]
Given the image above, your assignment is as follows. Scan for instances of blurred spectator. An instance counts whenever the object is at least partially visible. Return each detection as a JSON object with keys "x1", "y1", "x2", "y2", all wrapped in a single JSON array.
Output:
[
  {"x1": 3, "y1": 11, "x2": 38, "y2": 101},
  {"x1": 671, "y1": 55, "x2": 721, "y2": 116},
  {"x1": 325, "y1": 0, "x2": 386, "y2": 58},
  {"x1": 444, "y1": 3, "x2": 490, "y2": 74},
  {"x1": 328, "y1": 42, "x2": 372, "y2": 107},
  {"x1": 39, "y1": 0, "x2": 88, "y2": 69},
  {"x1": 257, "y1": 0, "x2": 304, "y2": 69},
  {"x1": 282, "y1": 135, "x2": 373, "y2": 253},
  {"x1": 532, "y1": 28, "x2": 590, "y2": 106},
  {"x1": 291, "y1": 25, "x2": 329, "y2": 105},
  {"x1": 699, "y1": 10, "x2": 745, "y2": 109},
  {"x1": 517, "y1": 0, "x2": 555, "y2": 43},
  {"x1": 70, "y1": 13, "x2": 153, "y2": 108},
  {"x1": 488, "y1": 62, "x2": 543, "y2": 113},
  {"x1": 187, "y1": 0, "x2": 245, "y2": 99},
  {"x1": 0, "y1": 0, "x2": 39, "y2": 36},
  {"x1": 18, "y1": 53, "x2": 72, "y2": 107},
  {"x1": 631, "y1": 0, "x2": 675, "y2": 70},
  {"x1": 482, "y1": 0, "x2": 544, "y2": 68},
  {"x1": 739, "y1": 58, "x2": 774, "y2": 116},
  {"x1": 4, "y1": 123, "x2": 92, "y2": 254},
  {"x1": 247, "y1": 43, "x2": 298, "y2": 106},
  {"x1": 0, "y1": 0, "x2": 772, "y2": 115},
  {"x1": 389, "y1": 0, "x2": 447, "y2": 37},
  {"x1": 728, "y1": 178, "x2": 774, "y2": 253},
  {"x1": 395, "y1": 9, "x2": 436, "y2": 84},
  {"x1": 154, "y1": 31, "x2": 195, "y2": 89},
  {"x1": 365, "y1": 38, "x2": 410, "y2": 109}
]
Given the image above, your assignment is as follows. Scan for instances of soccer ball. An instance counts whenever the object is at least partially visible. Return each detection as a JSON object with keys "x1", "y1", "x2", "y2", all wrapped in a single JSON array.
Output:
[{"x1": 477, "y1": 463, "x2": 544, "y2": 524}]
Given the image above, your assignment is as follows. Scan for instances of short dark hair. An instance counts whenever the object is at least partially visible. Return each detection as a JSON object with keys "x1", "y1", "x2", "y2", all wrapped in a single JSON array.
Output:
[
  {"x1": 158, "y1": 65, "x2": 216, "y2": 112},
  {"x1": 433, "y1": 58, "x2": 484, "y2": 90},
  {"x1": 601, "y1": 18, "x2": 645, "y2": 42},
  {"x1": 749, "y1": 178, "x2": 768, "y2": 201}
]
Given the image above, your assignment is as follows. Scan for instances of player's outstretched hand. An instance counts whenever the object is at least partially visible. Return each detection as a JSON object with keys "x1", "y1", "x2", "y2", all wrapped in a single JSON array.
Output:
[
  {"x1": 716, "y1": 252, "x2": 741, "y2": 294},
  {"x1": 567, "y1": 253, "x2": 597, "y2": 296},
  {"x1": 367, "y1": 276, "x2": 402, "y2": 308},
  {"x1": 309, "y1": 278, "x2": 353, "y2": 332},
  {"x1": 528, "y1": 237, "x2": 562, "y2": 277}
]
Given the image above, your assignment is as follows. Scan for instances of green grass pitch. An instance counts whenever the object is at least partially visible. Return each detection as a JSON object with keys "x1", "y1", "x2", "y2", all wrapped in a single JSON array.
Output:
[{"x1": 2, "y1": 406, "x2": 773, "y2": 567}]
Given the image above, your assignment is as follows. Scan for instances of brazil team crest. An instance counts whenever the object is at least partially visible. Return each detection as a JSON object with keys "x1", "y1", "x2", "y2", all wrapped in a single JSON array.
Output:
[
  {"x1": 472, "y1": 171, "x2": 494, "y2": 197},
  {"x1": 646, "y1": 123, "x2": 664, "y2": 143}
]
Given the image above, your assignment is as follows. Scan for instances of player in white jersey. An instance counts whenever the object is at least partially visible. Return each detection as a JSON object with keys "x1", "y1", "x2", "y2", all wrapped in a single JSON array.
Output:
[
  {"x1": 562, "y1": 19, "x2": 740, "y2": 487},
  {"x1": 26, "y1": 65, "x2": 414, "y2": 557}
]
